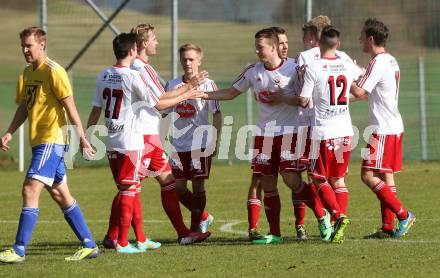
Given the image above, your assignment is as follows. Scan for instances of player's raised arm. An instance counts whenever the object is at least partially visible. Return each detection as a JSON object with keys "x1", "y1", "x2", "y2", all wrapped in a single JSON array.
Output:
[
  {"x1": 161, "y1": 70, "x2": 209, "y2": 100},
  {"x1": 202, "y1": 87, "x2": 241, "y2": 100}
]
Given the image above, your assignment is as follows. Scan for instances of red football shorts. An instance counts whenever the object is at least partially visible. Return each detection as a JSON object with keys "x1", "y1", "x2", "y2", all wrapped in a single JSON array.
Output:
[
  {"x1": 107, "y1": 150, "x2": 142, "y2": 186},
  {"x1": 252, "y1": 134, "x2": 306, "y2": 176},
  {"x1": 171, "y1": 149, "x2": 212, "y2": 180},
  {"x1": 361, "y1": 133, "x2": 403, "y2": 173},
  {"x1": 139, "y1": 135, "x2": 172, "y2": 180},
  {"x1": 308, "y1": 136, "x2": 352, "y2": 180}
]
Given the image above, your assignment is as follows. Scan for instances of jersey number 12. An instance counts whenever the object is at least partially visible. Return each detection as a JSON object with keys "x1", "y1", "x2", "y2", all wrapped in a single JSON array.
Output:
[{"x1": 327, "y1": 75, "x2": 348, "y2": 106}]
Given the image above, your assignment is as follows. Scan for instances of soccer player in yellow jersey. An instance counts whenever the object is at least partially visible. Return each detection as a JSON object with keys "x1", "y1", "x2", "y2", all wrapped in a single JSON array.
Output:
[{"x1": 0, "y1": 26, "x2": 99, "y2": 263}]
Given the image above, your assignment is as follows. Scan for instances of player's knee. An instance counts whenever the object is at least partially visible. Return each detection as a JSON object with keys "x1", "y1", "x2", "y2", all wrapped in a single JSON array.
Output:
[
  {"x1": 330, "y1": 177, "x2": 345, "y2": 188},
  {"x1": 251, "y1": 175, "x2": 261, "y2": 187},
  {"x1": 21, "y1": 183, "x2": 42, "y2": 202},
  {"x1": 157, "y1": 171, "x2": 175, "y2": 185},
  {"x1": 360, "y1": 170, "x2": 372, "y2": 184},
  {"x1": 22, "y1": 186, "x2": 37, "y2": 201}
]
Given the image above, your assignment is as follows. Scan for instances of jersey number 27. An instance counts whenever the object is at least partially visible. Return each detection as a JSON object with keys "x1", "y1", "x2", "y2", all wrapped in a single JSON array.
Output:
[{"x1": 103, "y1": 88, "x2": 123, "y2": 119}]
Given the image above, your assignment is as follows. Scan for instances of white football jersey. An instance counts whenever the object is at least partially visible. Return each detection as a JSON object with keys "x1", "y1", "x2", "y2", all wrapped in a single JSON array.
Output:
[
  {"x1": 233, "y1": 58, "x2": 300, "y2": 136},
  {"x1": 131, "y1": 57, "x2": 165, "y2": 135},
  {"x1": 93, "y1": 65, "x2": 156, "y2": 151},
  {"x1": 296, "y1": 46, "x2": 355, "y2": 127},
  {"x1": 358, "y1": 53, "x2": 403, "y2": 134},
  {"x1": 165, "y1": 77, "x2": 220, "y2": 152},
  {"x1": 300, "y1": 57, "x2": 361, "y2": 140}
]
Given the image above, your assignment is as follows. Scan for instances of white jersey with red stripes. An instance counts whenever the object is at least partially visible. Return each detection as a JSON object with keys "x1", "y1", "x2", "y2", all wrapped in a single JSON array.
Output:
[
  {"x1": 358, "y1": 53, "x2": 403, "y2": 134},
  {"x1": 131, "y1": 57, "x2": 165, "y2": 135},
  {"x1": 295, "y1": 46, "x2": 354, "y2": 127},
  {"x1": 93, "y1": 65, "x2": 156, "y2": 151},
  {"x1": 233, "y1": 58, "x2": 299, "y2": 136},
  {"x1": 165, "y1": 76, "x2": 220, "y2": 152},
  {"x1": 300, "y1": 57, "x2": 361, "y2": 140}
]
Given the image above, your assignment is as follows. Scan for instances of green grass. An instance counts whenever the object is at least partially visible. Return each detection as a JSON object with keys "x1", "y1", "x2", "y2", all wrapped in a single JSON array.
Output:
[{"x1": 1, "y1": 162, "x2": 439, "y2": 276}]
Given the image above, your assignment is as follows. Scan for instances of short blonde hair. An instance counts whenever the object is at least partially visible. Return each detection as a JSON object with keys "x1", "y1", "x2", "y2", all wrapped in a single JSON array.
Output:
[
  {"x1": 302, "y1": 15, "x2": 331, "y2": 40},
  {"x1": 130, "y1": 23, "x2": 155, "y2": 50},
  {"x1": 20, "y1": 26, "x2": 46, "y2": 44},
  {"x1": 179, "y1": 43, "x2": 203, "y2": 59}
]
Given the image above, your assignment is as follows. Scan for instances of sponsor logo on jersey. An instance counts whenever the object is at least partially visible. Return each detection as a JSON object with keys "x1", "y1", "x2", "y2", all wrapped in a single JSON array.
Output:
[
  {"x1": 176, "y1": 102, "x2": 196, "y2": 118},
  {"x1": 103, "y1": 73, "x2": 122, "y2": 83},
  {"x1": 329, "y1": 64, "x2": 346, "y2": 71},
  {"x1": 322, "y1": 107, "x2": 348, "y2": 119},
  {"x1": 257, "y1": 91, "x2": 273, "y2": 104},
  {"x1": 105, "y1": 121, "x2": 124, "y2": 133},
  {"x1": 25, "y1": 85, "x2": 38, "y2": 109}
]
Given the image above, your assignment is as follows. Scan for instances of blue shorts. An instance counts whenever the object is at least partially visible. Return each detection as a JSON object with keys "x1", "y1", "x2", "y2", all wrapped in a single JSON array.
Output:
[{"x1": 26, "y1": 144, "x2": 68, "y2": 186}]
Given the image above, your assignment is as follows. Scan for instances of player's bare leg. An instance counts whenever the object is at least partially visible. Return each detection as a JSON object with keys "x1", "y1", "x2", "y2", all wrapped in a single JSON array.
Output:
[
  {"x1": 247, "y1": 174, "x2": 263, "y2": 240},
  {"x1": 175, "y1": 179, "x2": 189, "y2": 200},
  {"x1": 47, "y1": 182, "x2": 75, "y2": 208},
  {"x1": 22, "y1": 179, "x2": 45, "y2": 208}
]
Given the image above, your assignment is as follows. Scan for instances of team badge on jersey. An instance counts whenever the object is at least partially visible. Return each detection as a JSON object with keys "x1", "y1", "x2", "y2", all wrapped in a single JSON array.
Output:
[{"x1": 25, "y1": 85, "x2": 38, "y2": 109}]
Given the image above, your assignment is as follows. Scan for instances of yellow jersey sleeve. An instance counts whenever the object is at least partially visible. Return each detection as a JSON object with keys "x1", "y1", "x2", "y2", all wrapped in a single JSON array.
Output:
[
  {"x1": 15, "y1": 73, "x2": 24, "y2": 104},
  {"x1": 50, "y1": 65, "x2": 72, "y2": 100}
]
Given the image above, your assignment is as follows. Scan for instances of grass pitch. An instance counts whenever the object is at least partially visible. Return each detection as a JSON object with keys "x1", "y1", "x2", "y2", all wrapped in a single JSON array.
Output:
[{"x1": 1, "y1": 162, "x2": 439, "y2": 277}]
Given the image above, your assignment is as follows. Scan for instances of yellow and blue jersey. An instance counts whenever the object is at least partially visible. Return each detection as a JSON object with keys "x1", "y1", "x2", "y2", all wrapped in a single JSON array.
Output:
[
  {"x1": 20, "y1": 57, "x2": 72, "y2": 147},
  {"x1": 16, "y1": 74, "x2": 24, "y2": 104}
]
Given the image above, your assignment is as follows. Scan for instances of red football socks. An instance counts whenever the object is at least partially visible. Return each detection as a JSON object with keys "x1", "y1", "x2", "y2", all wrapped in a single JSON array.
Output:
[
  {"x1": 316, "y1": 182, "x2": 341, "y2": 219},
  {"x1": 335, "y1": 186, "x2": 349, "y2": 215},
  {"x1": 373, "y1": 181, "x2": 408, "y2": 221},
  {"x1": 132, "y1": 186, "x2": 146, "y2": 243},
  {"x1": 106, "y1": 192, "x2": 121, "y2": 241},
  {"x1": 263, "y1": 190, "x2": 281, "y2": 236},
  {"x1": 161, "y1": 181, "x2": 190, "y2": 237},
  {"x1": 117, "y1": 189, "x2": 136, "y2": 247},
  {"x1": 247, "y1": 198, "x2": 261, "y2": 230}
]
